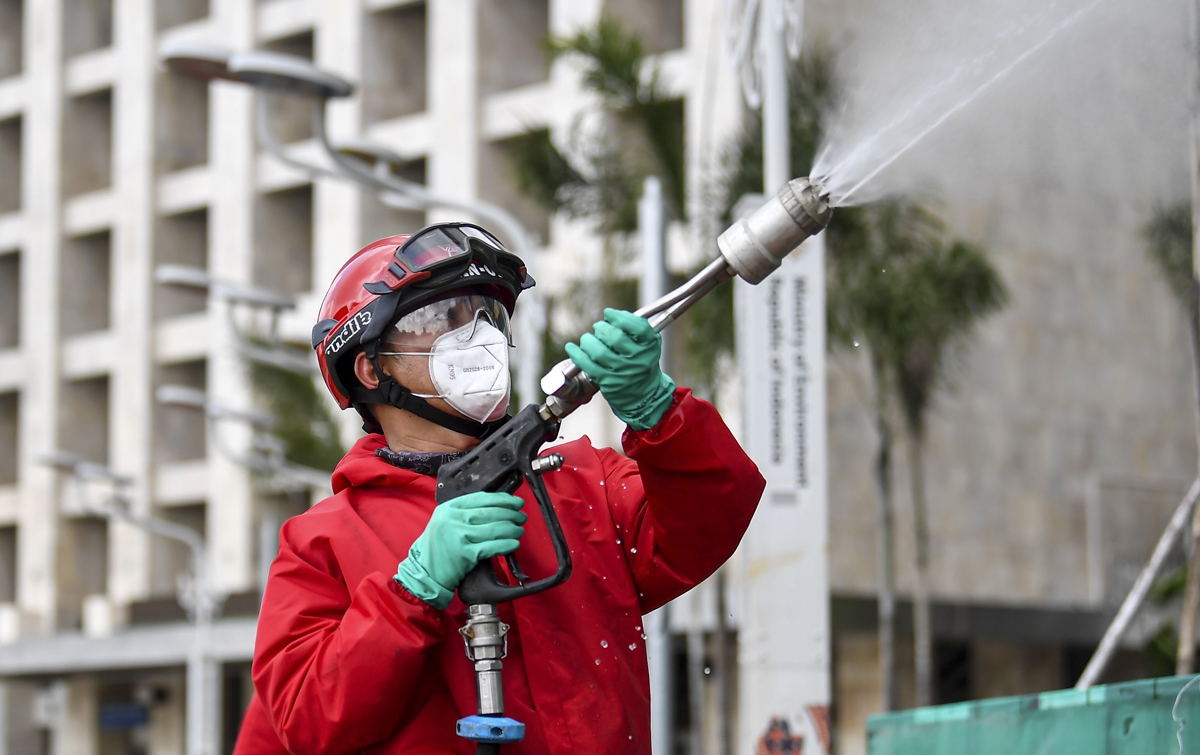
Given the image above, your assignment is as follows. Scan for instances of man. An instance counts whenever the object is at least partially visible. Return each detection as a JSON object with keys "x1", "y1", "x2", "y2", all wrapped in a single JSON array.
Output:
[{"x1": 234, "y1": 223, "x2": 765, "y2": 754}]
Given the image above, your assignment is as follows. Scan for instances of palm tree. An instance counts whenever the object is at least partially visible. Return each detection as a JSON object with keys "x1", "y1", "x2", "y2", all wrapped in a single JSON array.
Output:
[
  {"x1": 892, "y1": 237, "x2": 1008, "y2": 706},
  {"x1": 828, "y1": 201, "x2": 1008, "y2": 707},
  {"x1": 1141, "y1": 201, "x2": 1200, "y2": 674},
  {"x1": 505, "y1": 12, "x2": 689, "y2": 382}
]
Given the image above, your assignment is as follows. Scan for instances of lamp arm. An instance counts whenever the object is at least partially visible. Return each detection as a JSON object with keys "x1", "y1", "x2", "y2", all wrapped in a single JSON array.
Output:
[{"x1": 254, "y1": 93, "x2": 346, "y2": 184}]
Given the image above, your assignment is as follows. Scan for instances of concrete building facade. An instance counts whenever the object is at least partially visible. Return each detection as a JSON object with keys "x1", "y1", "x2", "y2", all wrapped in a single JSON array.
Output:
[
  {"x1": 0, "y1": 0, "x2": 1194, "y2": 753},
  {"x1": 0, "y1": 0, "x2": 746, "y2": 752}
]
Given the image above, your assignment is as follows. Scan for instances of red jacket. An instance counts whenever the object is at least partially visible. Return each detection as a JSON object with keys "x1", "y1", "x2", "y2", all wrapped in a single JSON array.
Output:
[{"x1": 234, "y1": 389, "x2": 764, "y2": 754}]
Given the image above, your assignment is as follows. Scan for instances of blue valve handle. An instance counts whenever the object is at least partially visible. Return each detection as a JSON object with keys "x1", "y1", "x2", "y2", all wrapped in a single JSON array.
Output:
[{"x1": 457, "y1": 715, "x2": 525, "y2": 745}]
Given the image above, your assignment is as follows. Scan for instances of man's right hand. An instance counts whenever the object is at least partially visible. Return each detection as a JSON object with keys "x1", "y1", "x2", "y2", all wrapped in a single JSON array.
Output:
[{"x1": 394, "y1": 491, "x2": 526, "y2": 609}]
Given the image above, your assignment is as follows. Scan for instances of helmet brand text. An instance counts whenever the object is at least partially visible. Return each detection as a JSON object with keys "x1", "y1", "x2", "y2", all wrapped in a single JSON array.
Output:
[{"x1": 326, "y1": 310, "x2": 373, "y2": 355}]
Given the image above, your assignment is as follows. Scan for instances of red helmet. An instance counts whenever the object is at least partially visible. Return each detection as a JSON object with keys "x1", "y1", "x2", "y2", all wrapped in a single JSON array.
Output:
[{"x1": 311, "y1": 223, "x2": 533, "y2": 433}]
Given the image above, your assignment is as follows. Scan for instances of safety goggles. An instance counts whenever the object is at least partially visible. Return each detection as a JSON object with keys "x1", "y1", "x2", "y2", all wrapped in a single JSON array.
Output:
[
  {"x1": 383, "y1": 222, "x2": 527, "y2": 290},
  {"x1": 379, "y1": 294, "x2": 512, "y2": 349}
]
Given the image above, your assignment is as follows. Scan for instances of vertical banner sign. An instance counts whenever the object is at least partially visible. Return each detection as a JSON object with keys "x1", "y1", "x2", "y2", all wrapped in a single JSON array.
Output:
[{"x1": 735, "y1": 227, "x2": 831, "y2": 755}]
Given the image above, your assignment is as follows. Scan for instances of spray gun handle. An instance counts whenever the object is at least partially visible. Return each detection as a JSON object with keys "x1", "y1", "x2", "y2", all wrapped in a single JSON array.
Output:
[{"x1": 435, "y1": 404, "x2": 573, "y2": 604}]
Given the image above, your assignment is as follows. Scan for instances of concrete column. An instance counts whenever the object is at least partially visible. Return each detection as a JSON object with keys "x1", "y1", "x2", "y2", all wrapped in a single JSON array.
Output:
[
  {"x1": 53, "y1": 679, "x2": 98, "y2": 755},
  {"x1": 19, "y1": 0, "x2": 64, "y2": 634},
  {"x1": 206, "y1": 0, "x2": 257, "y2": 594},
  {"x1": 108, "y1": 0, "x2": 157, "y2": 611},
  {"x1": 428, "y1": 0, "x2": 480, "y2": 217}
]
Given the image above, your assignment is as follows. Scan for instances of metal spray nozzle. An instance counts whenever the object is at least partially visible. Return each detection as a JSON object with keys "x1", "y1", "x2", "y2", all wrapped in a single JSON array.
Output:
[{"x1": 717, "y1": 176, "x2": 833, "y2": 285}]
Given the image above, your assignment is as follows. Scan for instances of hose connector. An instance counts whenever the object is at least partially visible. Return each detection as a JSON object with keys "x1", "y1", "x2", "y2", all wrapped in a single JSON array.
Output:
[{"x1": 717, "y1": 176, "x2": 832, "y2": 285}]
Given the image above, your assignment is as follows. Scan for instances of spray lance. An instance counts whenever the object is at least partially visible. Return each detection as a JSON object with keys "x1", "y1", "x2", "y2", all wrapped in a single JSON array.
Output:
[{"x1": 437, "y1": 177, "x2": 832, "y2": 754}]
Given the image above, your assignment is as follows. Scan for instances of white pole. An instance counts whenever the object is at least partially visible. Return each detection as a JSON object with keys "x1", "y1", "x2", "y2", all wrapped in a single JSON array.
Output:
[
  {"x1": 762, "y1": 1, "x2": 790, "y2": 194},
  {"x1": 185, "y1": 546, "x2": 212, "y2": 755},
  {"x1": 737, "y1": 2, "x2": 832, "y2": 753},
  {"x1": 640, "y1": 175, "x2": 672, "y2": 755}
]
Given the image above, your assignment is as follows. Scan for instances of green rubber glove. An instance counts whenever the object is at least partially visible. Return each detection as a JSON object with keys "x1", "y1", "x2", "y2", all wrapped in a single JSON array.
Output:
[
  {"x1": 564, "y1": 308, "x2": 677, "y2": 431},
  {"x1": 395, "y1": 491, "x2": 526, "y2": 610}
]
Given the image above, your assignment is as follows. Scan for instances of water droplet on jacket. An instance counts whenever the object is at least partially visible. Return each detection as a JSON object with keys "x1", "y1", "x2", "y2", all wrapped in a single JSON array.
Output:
[
  {"x1": 595, "y1": 659, "x2": 601, "y2": 665},
  {"x1": 629, "y1": 735, "x2": 634, "y2": 741},
  {"x1": 635, "y1": 625, "x2": 641, "y2": 632},
  {"x1": 853, "y1": 340, "x2": 860, "y2": 347},
  {"x1": 641, "y1": 633, "x2": 648, "y2": 640},
  {"x1": 628, "y1": 643, "x2": 637, "y2": 650},
  {"x1": 630, "y1": 547, "x2": 637, "y2": 554},
  {"x1": 621, "y1": 484, "x2": 626, "y2": 489},
  {"x1": 704, "y1": 667, "x2": 711, "y2": 675},
  {"x1": 601, "y1": 640, "x2": 608, "y2": 648},
  {"x1": 616, "y1": 539, "x2": 622, "y2": 545},
  {"x1": 599, "y1": 480, "x2": 604, "y2": 486}
]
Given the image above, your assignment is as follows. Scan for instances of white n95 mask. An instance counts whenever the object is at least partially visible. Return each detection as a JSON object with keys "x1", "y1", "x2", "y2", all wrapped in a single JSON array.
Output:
[{"x1": 383, "y1": 317, "x2": 512, "y2": 423}]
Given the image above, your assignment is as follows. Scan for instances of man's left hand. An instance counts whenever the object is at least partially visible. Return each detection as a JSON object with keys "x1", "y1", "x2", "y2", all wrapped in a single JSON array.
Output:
[{"x1": 565, "y1": 308, "x2": 676, "y2": 430}]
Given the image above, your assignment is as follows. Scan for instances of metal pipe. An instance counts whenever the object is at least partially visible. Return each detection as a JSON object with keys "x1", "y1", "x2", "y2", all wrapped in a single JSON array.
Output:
[{"x1": 1076, "y1": 475, "x2": 1200, "y2": 688}]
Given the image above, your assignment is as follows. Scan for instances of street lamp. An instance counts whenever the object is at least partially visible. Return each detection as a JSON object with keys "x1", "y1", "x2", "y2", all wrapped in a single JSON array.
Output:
[{"x1": 39, "y1": 452, "x2": 224, "y2": 755}]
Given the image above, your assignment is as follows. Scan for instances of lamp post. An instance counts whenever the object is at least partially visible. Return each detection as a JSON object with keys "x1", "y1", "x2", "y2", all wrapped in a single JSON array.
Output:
[{"x1": 39, "y1": 452, "x2": 224, "y2": 755}]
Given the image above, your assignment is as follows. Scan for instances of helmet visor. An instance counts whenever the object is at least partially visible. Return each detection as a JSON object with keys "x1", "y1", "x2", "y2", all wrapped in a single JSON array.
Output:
[
  {"x1": 384, "y1": 294, "x2": 512, "y2": 347},
  {"x1": 397, "y1": 224, "x2": 507, "y2": 273}
]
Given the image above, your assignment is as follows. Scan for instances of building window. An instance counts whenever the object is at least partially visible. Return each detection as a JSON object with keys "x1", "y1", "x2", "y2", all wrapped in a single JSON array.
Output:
[
  {"x1": 935, "y1": 641, "x2": 973, "y2": 704},
  {"x1": 0, "y1": 0, "x2": 23, "y2": 79},
  {"x1": 477, "y1": 0, "x2": 549, "y2": 96},
  {"x1": 479, "y1": 134, "x2": 550, "y2": 247},
  {"x1": 263, "y1": 32, "x2": 317, "y2": 144},
  {"x1": 602, "y1": 0, "x2": 683, "y2": 55},
  {"x1": 60, "y1": 375, "x2": 110, "y2": 465},
  {"x1": 155, "y1": 70, "x2": 209, "y2": 173},
  {"x1": 0, "y1": 252, "x2": 18, "y2": 349},
  {"x1": 155, "y1": 209, "x2": 209, "y2": 318},
  {"x1": 155, "y1": 359, "x2": 206, "y2": 463},
  {"x1": 0, "y1": 392, "x2": 16, "y2": 486},
  {"x1": 61, "y1": 230, "x2": 112, "y2": 336},
  {"x1": 362, "y1": 3, "x2": 427, "y2": 125},
  {"x1": 62, "y1": 0, "x2": 114, "y2": 59},
  {"x1": 0, "y1": 526, "x2": 15, "y2": 603},
  {"x1": 361, "y1": 157, "x2": 426, "y2": 246},
  {"x1": 56, "y1": 516, "x2": 108, "y2": 630},
  {"x1": 0, "y1": 116, "x2": 19, "y2": 214},
  {"x1": 62, "y1": 89, "x2": 113, "y2": 198},
  {"x1": 255, "y1": 185, "x2": 313, "y2": 296},
  {"x1": 156, "y1": 0, "x2": 208, "y2": 31},
  {"x1": 149, "y1": 503, "x2": 203, "y2": 598}
]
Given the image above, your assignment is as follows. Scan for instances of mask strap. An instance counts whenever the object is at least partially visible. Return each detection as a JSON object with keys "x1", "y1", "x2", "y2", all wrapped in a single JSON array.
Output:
[{"x1": 351, "y1": 345, "x2": 507, "y2": 438}]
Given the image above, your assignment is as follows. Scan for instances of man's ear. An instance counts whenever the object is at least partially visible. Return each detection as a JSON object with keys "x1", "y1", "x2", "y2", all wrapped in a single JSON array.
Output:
[{"x1": 353, "y1": 351, "x2": 380, "y2": 390}]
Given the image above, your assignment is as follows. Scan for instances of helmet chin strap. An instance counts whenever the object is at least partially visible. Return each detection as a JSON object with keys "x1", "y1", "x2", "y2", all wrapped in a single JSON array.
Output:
[{"x1": 353, "y1": 354, "x2": 508, "y2": 439}]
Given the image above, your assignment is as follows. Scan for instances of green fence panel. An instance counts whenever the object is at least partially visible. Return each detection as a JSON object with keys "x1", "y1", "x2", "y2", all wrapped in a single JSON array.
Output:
[{"x1": 867, "y1": 675, "x2": 1200, "y2": 755}]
